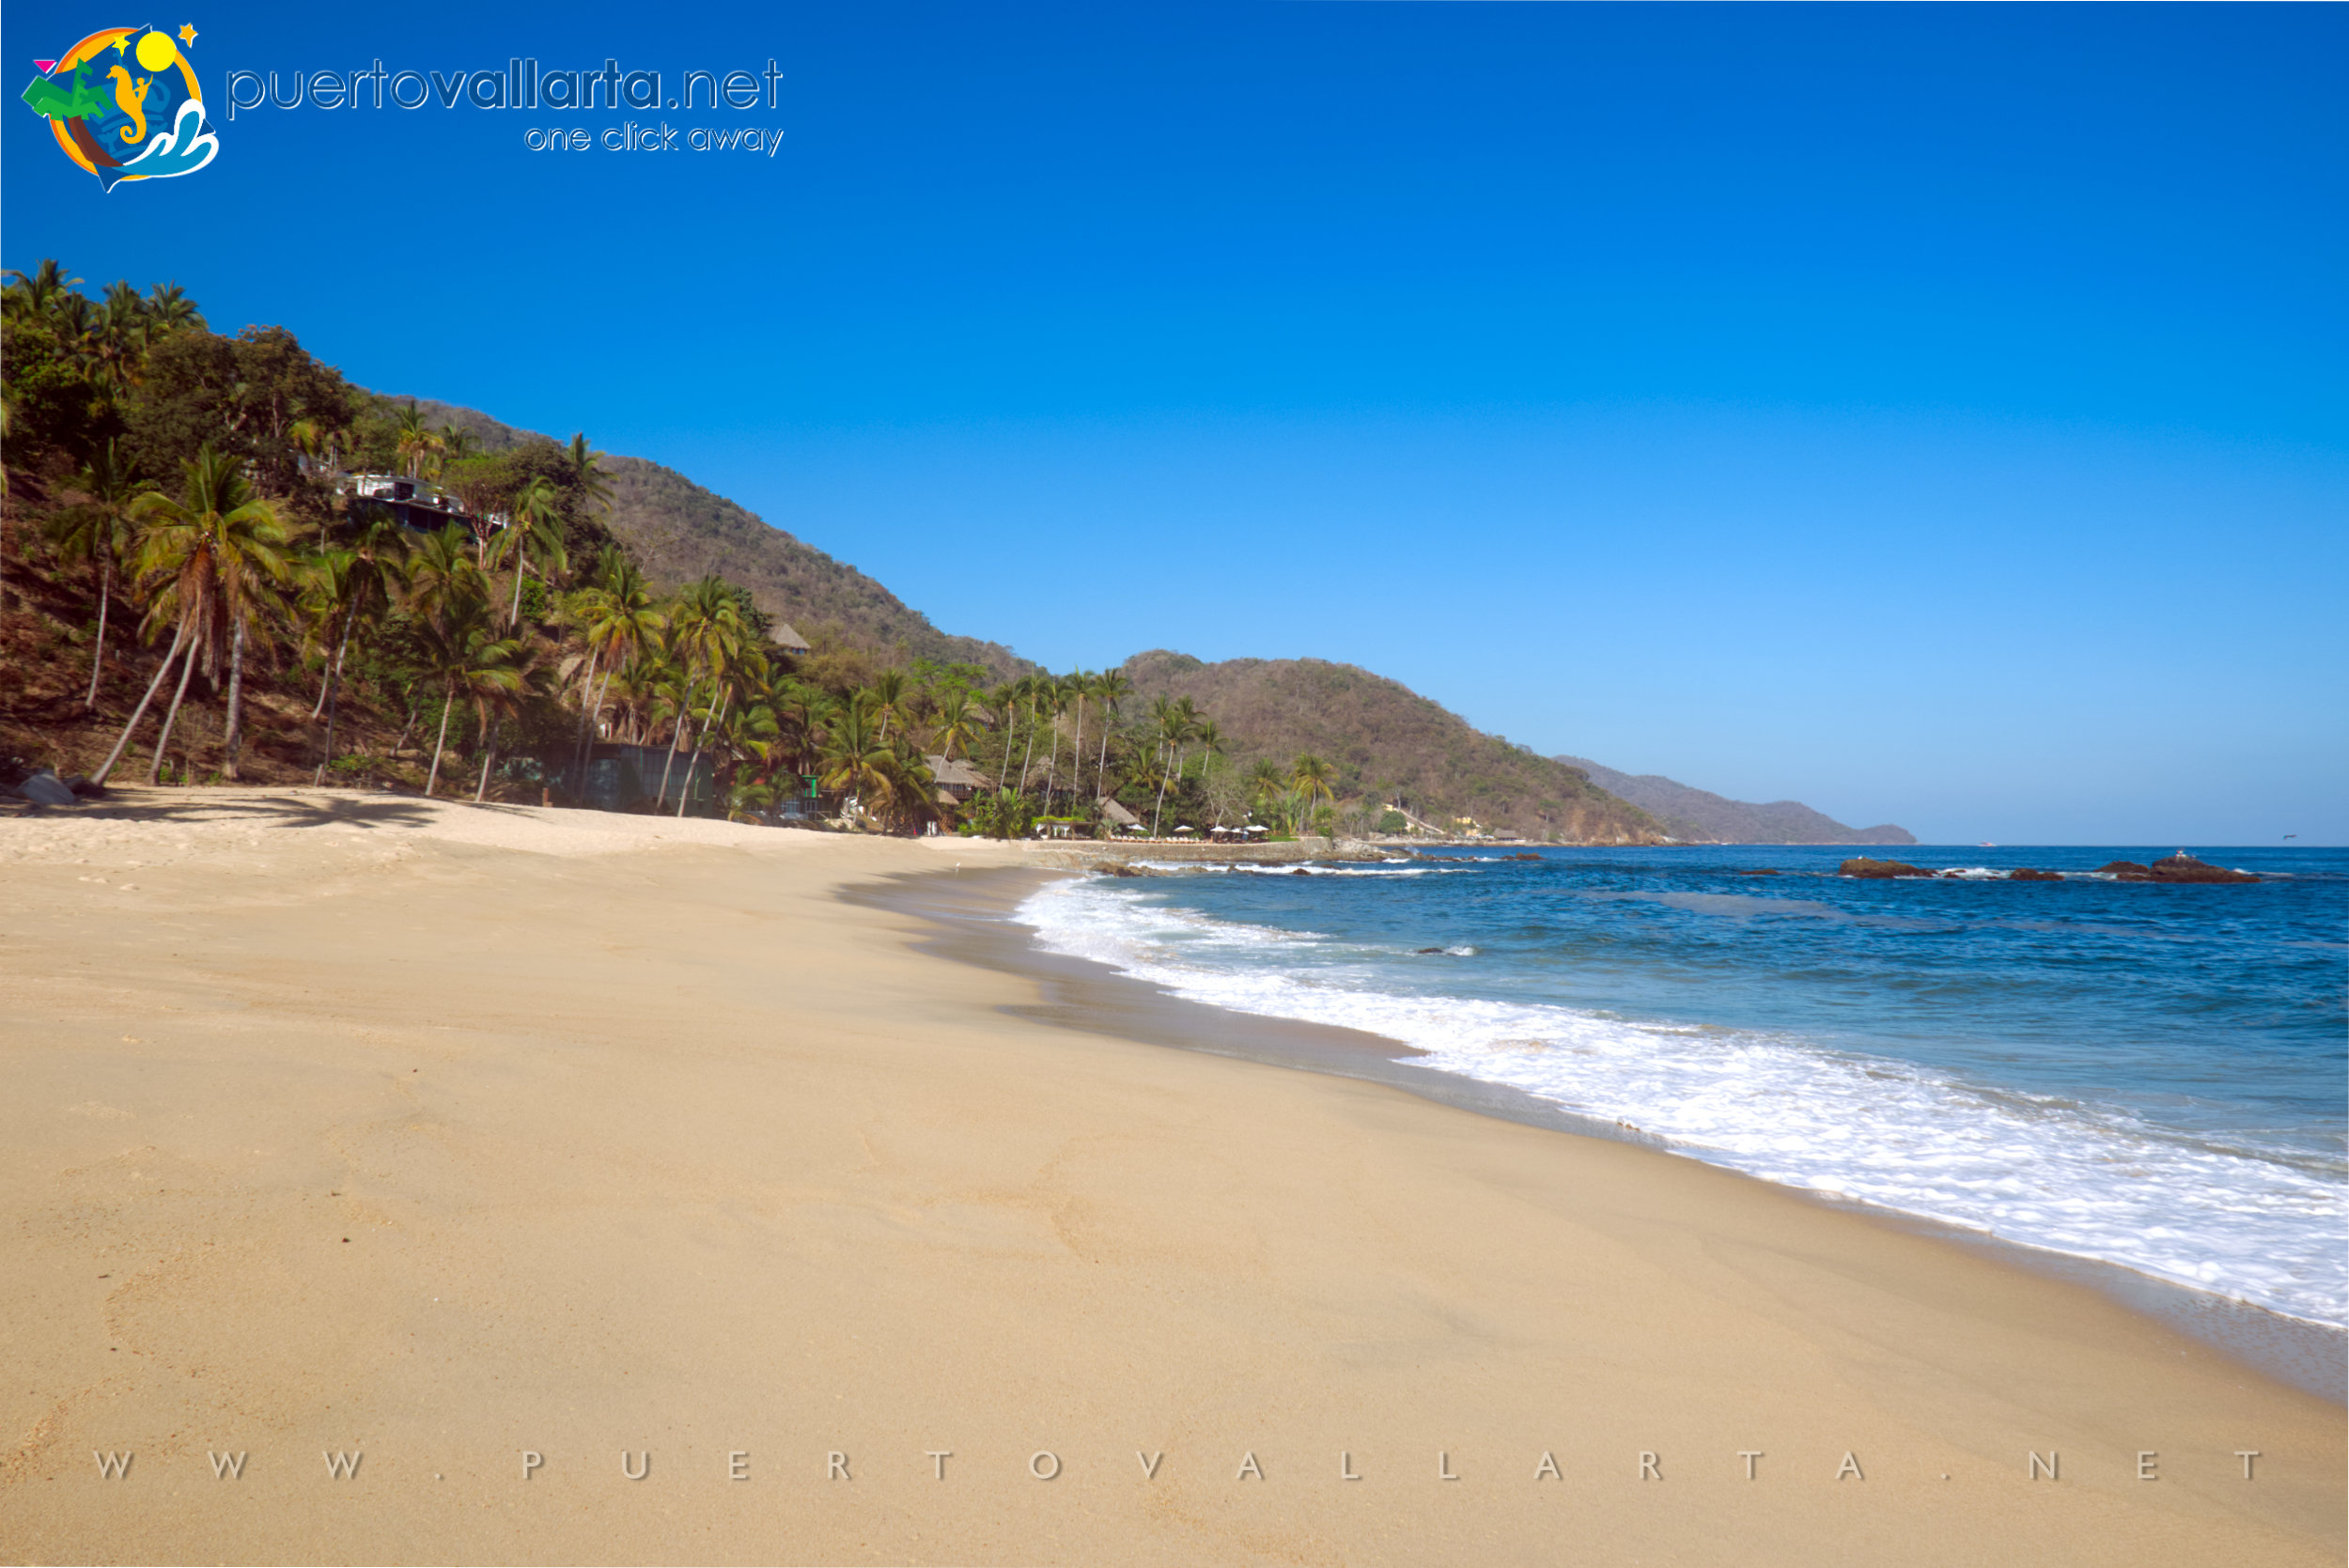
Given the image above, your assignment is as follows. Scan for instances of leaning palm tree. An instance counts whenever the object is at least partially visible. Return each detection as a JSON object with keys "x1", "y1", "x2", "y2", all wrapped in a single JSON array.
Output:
[
  {"x1": 94, "y1": 447, "x2": 291, "y2": 786},
  {"x1": 47, "y1": 440, "x2": 150, "y2": 710}
]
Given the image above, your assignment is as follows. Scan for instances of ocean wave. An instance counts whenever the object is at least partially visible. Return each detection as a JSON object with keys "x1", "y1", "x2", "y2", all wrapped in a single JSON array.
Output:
[{"x1": 1018, "y1": 877, "x2": 2348, "y2": 1327}]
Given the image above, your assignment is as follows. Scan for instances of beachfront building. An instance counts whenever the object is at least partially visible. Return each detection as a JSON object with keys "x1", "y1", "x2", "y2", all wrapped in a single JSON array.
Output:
[
  {"x1": 926, "y1": 754, "x2": 994, "y2": 808},
  {"x1": 1097, "y1": 796, "x2": 1142, "y2": 832}
]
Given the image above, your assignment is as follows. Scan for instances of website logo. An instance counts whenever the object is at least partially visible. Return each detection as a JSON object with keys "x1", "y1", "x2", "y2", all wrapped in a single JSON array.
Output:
[{"x1": 20, "y1": 23, "x2": 215, "y2": 192}]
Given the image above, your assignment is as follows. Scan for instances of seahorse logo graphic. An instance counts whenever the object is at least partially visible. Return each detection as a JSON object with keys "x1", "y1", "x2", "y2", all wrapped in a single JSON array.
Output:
[
  {"x1": 105, "y1": 62, "x2": 149, "y2": 142},
  {"x1": 20, "y1": 23, "x2": 214, "y2": 192}
]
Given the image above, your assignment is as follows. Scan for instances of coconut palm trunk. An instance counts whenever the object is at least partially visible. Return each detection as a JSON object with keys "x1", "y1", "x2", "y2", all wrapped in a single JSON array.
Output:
[
  {"x1": 655, "y1": 680, "x2": 692, "y2": 809},
  {"x1": 677, "y1": 687, "x2": 730, "y2": 819},
  {"x1": 314, "y1": 675, "x2": 339, "y2": 786},
  {"x1": 1017, "y1": 697, "x2": 1038, "y2": 798},
  {"x1": 221, "y1": 619, "x2": 247, "y2": 781},
  {"x1": 426, "y1": 685, "x2": 457, "y2": 797},
  {"x1": 473, "y1": 691, "x2": 503, "y2": 803},
  {"x1": 568, "y1": 650, "x2": 601, "y2": 792},
  {"x1": 84, "y1": 554, "x2": 113, "y2": 710},
  {"x1": 1041, "y1": 713, "x2": 1059, "y2": 815},
  {"x1": 147, "y1": 638, "x2": 202, "y2": 786},
  {"x1": 90, "y1": 621, "x2": 188, "y2": 785},
  {"x1": 312, "y1": 600, "x2": 357, "y2": 719}
]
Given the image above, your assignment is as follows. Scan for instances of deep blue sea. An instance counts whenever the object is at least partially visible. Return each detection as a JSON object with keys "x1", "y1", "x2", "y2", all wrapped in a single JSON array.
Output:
[{"x1": 1019, "y1": 846, "x2": 2348, "y2": 1326}]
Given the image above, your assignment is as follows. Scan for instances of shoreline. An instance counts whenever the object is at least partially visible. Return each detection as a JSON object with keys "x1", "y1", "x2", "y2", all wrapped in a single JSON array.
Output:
[
  {"x1": 3, "y1": 790, "x2": 2341, "y2": 1563},
  {"x1": 855, "y1": 862, "x2": 2349, "y2": 1402}
]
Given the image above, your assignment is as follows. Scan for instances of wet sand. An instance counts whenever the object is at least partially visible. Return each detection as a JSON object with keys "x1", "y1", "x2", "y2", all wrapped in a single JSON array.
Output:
[{"x1": 1, "y1": 789, "x2": 2341, "y2": 1564}]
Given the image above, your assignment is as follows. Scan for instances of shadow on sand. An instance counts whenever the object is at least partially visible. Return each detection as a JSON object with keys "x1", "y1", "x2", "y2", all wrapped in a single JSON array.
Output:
[{"x1": 1, "y1": 785, "x2": 537, "y2": 832}]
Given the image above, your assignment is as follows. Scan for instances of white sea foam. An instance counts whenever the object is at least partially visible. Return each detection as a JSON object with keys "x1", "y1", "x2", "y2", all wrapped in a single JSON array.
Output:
[{"x1": 1019, "y1": 877, "x2": 2349, "y2": 1327}]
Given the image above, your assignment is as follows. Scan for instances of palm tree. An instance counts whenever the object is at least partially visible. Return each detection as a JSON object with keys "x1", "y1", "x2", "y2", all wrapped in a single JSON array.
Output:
[
  {"x1": 819, "y1": 696, "x2": 896, "y2": 826},
  {"x1": 106, "y1": 447, "x2": 292, "y2": 785},
  {"x1": 985, "y1": 681, "x2": 1021, "y2": 784},
  {"x1": 402, "y1": 524, "x2": 485, "y2": 631},
  {"x1": 1091, "y1": 669, "x2": 1131, "y2": 802},
  {"x1": 494, "y1": 474, "x2": 567, "y2": 628},
  {"x1": 658, "y1": 576, "x2": 746, "y2": 813},
  {"x1": 929, "y1": 689, "x2": 981, "y2": 763},
  {"x1": 1291, "y1": 754, "x2": 1337, "y2": 836},
  {"x1": 1039, "y1": 675, "x2": 1075, "y2": 815},
  {"x1": 870, "y1": 668, "x2": 909, "y2": 745},
  {"x1": 47, "y1": 440, "x2": 150, "y2": 710},
  {"x1": 566, "y1": 548, "x2": 661, "y2": 788},
  {"x1": 143, "y1": 280, "x2": 204, "y2": 334},
  {"x1": 414, "y1": 600, "x2": 525, "y2": 798},
  {"x1": 1013, "y1": 674, "x2": 1045, "y2": 797},
  {"x1": 393, "y1": 401, "x2": 442, "y2": 479},
  {"x1": 1247, "y1": 757, "x2": 1285, "y2": 821},
  {"x1": 310, "y1": 510, "x2": 406, "y2": 719},
  {"x1": 1149, "y1": 699, "x2": 1195, "y2": 839},
  {"x1": 1, "y1": 258, "x2": 82, "y2": 318},
  {"x1": 297, "y1": 547, "x2": 361, "y2": 779},
  {"x1": 568, "y1": 433, "x2": 615, "y2": 520}
]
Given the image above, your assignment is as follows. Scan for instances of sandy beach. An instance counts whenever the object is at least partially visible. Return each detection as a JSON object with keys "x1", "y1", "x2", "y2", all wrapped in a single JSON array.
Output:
[{"x1": 1, "y1": 790, "x2": 2340, "y2": 1565}]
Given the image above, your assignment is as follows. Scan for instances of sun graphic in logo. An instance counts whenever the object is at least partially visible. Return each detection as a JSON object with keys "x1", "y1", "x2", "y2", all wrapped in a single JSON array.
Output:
[{"x1": 19, "y1": 23, "x2": 215, "y2": 192}]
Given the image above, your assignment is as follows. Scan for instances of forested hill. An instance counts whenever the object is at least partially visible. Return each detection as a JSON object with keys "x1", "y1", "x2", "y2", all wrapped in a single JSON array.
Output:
[
  {"x1": 1555, "y1": 756, "x2": 1918, "y2": 845},
  {"x1": 1122, "y1": 651, "x2": 1664, "y2": 843},
  {"x1": 387, "y1": 396, "x2": 1030, "y2": 681}
]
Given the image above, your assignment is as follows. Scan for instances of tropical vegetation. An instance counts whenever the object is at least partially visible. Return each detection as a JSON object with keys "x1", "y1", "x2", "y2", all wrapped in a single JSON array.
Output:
[{"x1": 4, "y1": 261, "x2": 1645, "y2": 842}]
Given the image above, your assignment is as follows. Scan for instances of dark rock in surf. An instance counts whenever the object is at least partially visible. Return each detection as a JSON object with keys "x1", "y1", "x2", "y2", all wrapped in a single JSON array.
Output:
[
  {"x1": 2008, "y1": 868, "x2": 2063, "y2": 881},
  {"x1": 2097, "y1": 856, "x2": 2258, "y2": 884},
  {"x1": 1839, "y1": 858, "x2": 1938, "y2": 878}
]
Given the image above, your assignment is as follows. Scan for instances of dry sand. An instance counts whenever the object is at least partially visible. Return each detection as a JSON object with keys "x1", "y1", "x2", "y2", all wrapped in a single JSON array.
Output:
[{"x1": 1, "y1": 788, "x2": 2340, "y2": 1565}]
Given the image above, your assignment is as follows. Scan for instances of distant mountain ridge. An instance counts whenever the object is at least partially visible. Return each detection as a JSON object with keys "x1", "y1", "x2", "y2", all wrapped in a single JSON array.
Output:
[
  {"x1": 1125, "y1": 652, "x2": 1663, "y2": 843},
  {"x1": 1555, "y1": 756, "x2": 1917, "y2": 845},
  {"x1": 382, "y1": 396, "x2": 1030, "y2": 680}
]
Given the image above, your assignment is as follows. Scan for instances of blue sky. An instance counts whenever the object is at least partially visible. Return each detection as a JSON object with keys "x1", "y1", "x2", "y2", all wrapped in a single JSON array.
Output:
[{"x1": 7, "y1": 3, "x2": 2342, "y2": 842}]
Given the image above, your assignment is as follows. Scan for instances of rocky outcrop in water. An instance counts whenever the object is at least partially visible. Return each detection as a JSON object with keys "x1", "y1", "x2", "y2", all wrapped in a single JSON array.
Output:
[
  {"x1": 1839, "y1": 858, "x2": 1939, "y2": 878},
  {"x1": 2096, "y1": 855, "x2": 2259, "y2": 885}
]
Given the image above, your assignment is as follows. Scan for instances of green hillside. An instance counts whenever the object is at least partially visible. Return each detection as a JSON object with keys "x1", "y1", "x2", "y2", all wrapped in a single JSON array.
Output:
[{"x1": 389, "y1": 396, "x2": 1030, "y2": 681}]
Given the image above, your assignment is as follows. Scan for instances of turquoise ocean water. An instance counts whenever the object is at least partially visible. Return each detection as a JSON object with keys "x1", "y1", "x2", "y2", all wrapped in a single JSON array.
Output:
[{"x1": 1017, "y1": 846, "x2": 2347, "y2": 1327}]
